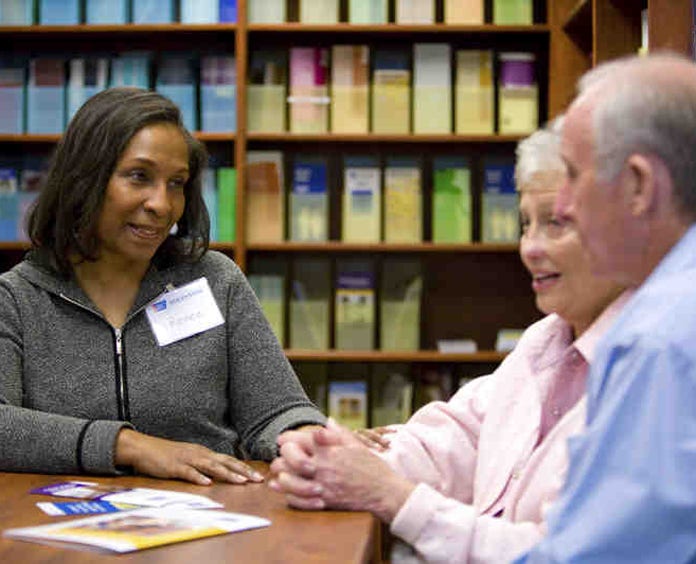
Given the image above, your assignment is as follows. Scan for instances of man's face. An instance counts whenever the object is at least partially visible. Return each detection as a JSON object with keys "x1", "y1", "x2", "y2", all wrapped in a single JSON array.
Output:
[{"x1": 555, "y1": 101, "x2": 630, "y2": 282}]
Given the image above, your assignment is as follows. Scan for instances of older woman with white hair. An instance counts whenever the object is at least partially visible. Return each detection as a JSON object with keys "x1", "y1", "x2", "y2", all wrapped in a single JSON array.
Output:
[{"x1": 269, "y1": 119, "x2": 631, "y2": 563}]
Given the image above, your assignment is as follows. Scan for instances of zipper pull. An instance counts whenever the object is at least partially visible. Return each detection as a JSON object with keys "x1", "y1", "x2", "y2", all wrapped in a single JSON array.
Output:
[{"x1": 115, "y1": 328, "x2": 123, "y2": 356}]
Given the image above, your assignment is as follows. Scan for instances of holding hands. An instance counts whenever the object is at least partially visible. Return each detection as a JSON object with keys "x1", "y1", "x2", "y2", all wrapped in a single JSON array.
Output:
[
  {"x1": 269, "y1": 419, "x2": 415, "y2": 524},
  {"x1": 115, "y1": 429, "x2": 265, "y2": 486}
]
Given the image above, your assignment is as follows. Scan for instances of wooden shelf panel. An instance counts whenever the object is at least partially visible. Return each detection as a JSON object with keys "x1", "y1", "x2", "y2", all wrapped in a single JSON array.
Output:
[
  {"x1": 562, "y1": 0, "x2": 592, "y2": 55},
  {"x1": 209, "y1": 242, "x2": 238, "y2": 253},
  {"x1": 0, "y1": 242, "x2": 30, "y2": 251},
  {"x1": 248, "y1": 23, "x2": 550, "y2": 34},
  {"x1": 649, "y1": 0, "x2": 692, "y2": 56},
  {"x1": 195, "y1": 133, "x2": 236, "y2": 142},
  {"x1": 286, "y1": 349, "x2": 507, "y2": 363},
  {"x1": 0, "y1": 134, "x2": 58, "y2": 143},
  {"x1": 247, "y1": 133, "x2": 523, "y2": 143},
  {"x1": 246, "y1": 242, "x2": 519, "y2": 253}
]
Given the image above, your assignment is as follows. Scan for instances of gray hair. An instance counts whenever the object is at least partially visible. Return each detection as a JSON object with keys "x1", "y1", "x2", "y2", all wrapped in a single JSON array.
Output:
[
  {"x1": 514, "y1": 116, "x2": 565, "y2": 190},
  {"x1": 577, "y1": 52, "x2": 696, "y2": 218}
]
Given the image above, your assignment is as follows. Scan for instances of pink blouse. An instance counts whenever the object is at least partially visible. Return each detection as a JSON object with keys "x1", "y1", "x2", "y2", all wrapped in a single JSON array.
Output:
[{"x1": 381, "y1": 292, "x2": 631, "y2": 563}]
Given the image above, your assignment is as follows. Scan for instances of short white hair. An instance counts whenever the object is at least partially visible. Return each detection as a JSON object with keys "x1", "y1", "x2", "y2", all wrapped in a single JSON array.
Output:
[
  {"x1": 577, "y1": 52, "x2": 696, "y2": 218},
  {"x1": 514, "y1": 116, "x2": 565, "y2": 190}
]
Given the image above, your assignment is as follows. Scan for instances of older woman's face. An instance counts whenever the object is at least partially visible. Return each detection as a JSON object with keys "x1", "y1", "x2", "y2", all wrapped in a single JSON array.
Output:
[
  {"x1": 95, "y1": 123, "x2": 188, "y2": 269},
  {"x1": 519, "y1": 173, "x2": 619, "y2": 333}
]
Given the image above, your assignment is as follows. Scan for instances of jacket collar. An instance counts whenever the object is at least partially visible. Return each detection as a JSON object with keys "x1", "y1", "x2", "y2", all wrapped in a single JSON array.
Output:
[{"x1": 13, "y1": 252, "x2": 199, "y2": 324}]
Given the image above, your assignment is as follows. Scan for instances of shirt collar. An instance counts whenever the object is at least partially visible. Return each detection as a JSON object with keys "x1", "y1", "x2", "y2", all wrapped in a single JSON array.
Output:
[
  {"x1": 573, "y1": 289, "x2": 634, "y2": 364},
  {"x1": 641, "y1": 223, "x2": 696, "y2": 284}
]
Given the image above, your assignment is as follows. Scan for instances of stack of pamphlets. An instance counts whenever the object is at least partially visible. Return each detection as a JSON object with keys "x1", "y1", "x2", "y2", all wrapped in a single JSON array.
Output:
[{"x1": 2, "y1": 480, "x2": 270, "y2": 553}]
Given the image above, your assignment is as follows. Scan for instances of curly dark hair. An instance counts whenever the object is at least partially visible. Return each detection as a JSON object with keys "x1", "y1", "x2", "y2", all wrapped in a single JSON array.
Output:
[{"x1": 27, "y1": 87, "x2": 210, "y2": 276}]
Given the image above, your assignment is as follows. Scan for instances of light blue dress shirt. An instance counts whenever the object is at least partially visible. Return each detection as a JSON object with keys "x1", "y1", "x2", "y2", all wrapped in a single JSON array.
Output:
[{"x1": 517, "y1": 224, "x2": 696, "y2": 563}]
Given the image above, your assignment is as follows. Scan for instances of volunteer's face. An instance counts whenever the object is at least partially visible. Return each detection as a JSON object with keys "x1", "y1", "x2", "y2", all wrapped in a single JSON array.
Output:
[{"x1": 96, "y1": 123, "x2": 188, "y2": 269}]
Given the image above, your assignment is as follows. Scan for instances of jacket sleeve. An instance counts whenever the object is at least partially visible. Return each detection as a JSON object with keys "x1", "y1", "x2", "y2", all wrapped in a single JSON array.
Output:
[
  {"x1": 0, "y1": 280, "x2": 130, "y2": 475},
  {"x1": 221, "y1": 260, "x2": 326, "y2": 460},
  {"x1": 380, "y1": 375, "x2": 494, "y2": 504},
  {"x1": 391, "y1": 483, "x2": 544, "y2": 564}
]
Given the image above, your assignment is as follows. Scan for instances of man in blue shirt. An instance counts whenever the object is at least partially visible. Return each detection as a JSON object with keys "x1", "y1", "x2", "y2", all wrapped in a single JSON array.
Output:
[{"x1": 517, "y1": 53, "x2": 696, "y2": 561}]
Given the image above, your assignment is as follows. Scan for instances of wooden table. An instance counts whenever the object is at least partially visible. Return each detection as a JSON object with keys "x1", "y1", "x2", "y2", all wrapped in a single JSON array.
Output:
[{"x1": 0, "y1": 465, "x2": 380, "y2": 563}]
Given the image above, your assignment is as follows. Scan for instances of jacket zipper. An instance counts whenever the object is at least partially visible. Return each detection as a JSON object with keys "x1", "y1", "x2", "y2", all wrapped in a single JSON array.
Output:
[
  {"x1": 59, "y1": 292, "x2": 146, "y2": 423},
  {"x1": 113, "y1": 327, "x2": 128, "y2": 421}
]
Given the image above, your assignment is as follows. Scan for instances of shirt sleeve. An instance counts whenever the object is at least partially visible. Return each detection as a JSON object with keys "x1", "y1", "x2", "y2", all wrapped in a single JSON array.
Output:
[
  {"x1": 380, "y1": 375, "x2": 493, "y2": 503},
  {"x1": 391, "y1": 483, "x2": 543, "y2": 564},
  {"x1": 222, "y1": 262, "x2": 326, "y2": 460},
  {"x1": 517, "y1": 342, "x2": 696, "y2": 562}
]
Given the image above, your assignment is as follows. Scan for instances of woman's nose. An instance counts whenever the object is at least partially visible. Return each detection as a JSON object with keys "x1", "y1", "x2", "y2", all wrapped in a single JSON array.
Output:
[
  {"x1": 520, "y1": 227, "x2": 546, "y2": 261},
  {"x1": 143, "y1": 181, "x2": 171, "y2": 215}
]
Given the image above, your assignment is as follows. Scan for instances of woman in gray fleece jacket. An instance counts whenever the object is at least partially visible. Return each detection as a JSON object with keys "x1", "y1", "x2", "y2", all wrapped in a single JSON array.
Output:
[{"x1": 0, "y1": 88, "x2": 325, "y2": 485}]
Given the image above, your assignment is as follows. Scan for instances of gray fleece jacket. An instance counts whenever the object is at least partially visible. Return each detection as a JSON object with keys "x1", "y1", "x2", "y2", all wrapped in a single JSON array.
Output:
[{"x1": 0, "y1": 250, "x2": 325, "y2": 475}]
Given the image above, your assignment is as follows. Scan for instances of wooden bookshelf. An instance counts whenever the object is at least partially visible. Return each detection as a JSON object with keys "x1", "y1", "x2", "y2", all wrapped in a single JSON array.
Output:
[
  {"x1": 562, "y1": 0, "x2": 592, "y2": 55},
  {"x1": 0, "y1": 133, "x2": 236, "y2": 143},
  {"x1": 247, "y1": 23, "x2": 550, "y2": 34},
  {"x1": 246, "y1": 242, "x2": 519, "y2": 253},
  {"x1": 0, "y1": 23, "x2": 238, "y2": 33},
  {"x1": 286, "y1": 349, "x2": 507, "y2": 363},
  {"x1": 247, "y1": 133, "x2": 525, "y2": 143},
  {"x1": 1, "y1": 0, "x2": 693, "y2": 414},
  {"x1": 0, "y1": 242, "x2": 30, "y2": 251}
]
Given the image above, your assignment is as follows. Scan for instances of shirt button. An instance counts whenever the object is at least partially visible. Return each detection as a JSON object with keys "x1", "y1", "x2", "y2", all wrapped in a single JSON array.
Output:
[
  {"x1": 511, "y1": 472, "x2": 520, "y2": 479},
  {"x1": 552, "y1": 408, "x2": 561, "y2": 417}
]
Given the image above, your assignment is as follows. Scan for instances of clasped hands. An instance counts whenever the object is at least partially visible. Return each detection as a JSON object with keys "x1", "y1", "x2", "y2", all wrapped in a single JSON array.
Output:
[{"x1": 268, "y1": 419, "x2": 415, "y2": 524}]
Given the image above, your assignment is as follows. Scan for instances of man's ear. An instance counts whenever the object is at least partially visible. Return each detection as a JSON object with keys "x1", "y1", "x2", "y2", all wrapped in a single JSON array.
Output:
[{"x1": 624, "y1": 153, "x2": 659, "y2": 217}]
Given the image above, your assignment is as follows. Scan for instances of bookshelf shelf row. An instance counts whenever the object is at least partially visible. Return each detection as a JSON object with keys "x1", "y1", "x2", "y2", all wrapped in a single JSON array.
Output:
[
  {"x1": 246, "y1": 23, "x2": 550, "y2": 34},
  {"x1": 243, "y1": 242, "x2": 519, "y2": 253},
  {"x1": 0, "y1": 22, "x2": 549, "y2": 35},
  {"x1": 0, "y1": 133, "x2": 526, "y2": 144},
  {"x1": 0, "y1": 241, "x2": 520, "y2": 253},
  {"x1": 285, "y1": 349, "x2": 507, "y2": 363},
  {"x1": 0, "y1": 133, "x2": 238, "y2": 144},
  {"x1": 246, "y1": 134, "x2": 525, "y2": 144},
  {"x1": 0, "y1": 23, "x2": 239, "y2": 34}
]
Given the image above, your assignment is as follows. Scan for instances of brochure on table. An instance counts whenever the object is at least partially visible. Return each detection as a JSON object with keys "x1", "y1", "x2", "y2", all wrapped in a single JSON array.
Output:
[{"x1": 4, "y1": 506, "x2": 270, "y2": 553}]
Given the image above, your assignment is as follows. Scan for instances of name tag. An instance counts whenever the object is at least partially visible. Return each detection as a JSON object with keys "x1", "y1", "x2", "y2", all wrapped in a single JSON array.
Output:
[{"x1": 146, "y1": 277, "x2": 224, "y2": 346}]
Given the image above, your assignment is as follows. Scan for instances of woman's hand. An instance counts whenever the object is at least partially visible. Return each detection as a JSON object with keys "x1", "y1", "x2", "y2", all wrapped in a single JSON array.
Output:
[
  {"x1": 353, "y1": 426, "x2": 396, "y2": 451},
  {"x1": 115, "y1": 429, "x2": 264, "y2": 486},
  {"x1": 269, "y1": 420, "x2": 415, "y2": 523}
]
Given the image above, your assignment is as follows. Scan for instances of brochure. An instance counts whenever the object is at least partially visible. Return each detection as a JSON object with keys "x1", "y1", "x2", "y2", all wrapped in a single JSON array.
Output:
[
  {"x1": 31, "y1": 481, "x2": 223, "y2": 510},
  {"x1": 37, "y1": 501, "x2": 136, "y2": 516},
  {"x1": 3, "y1": 506, "x2": 270, "y2": 553}
]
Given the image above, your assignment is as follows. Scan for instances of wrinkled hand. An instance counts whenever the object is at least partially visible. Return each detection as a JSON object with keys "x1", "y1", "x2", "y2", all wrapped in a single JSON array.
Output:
[
  {"x1": 273, "y1": 419, "x2": 356, "y2": 480},
  {"x1": 353, "y1": 426, "x2": 396, "y2": 451},
  {"x1": 115, "y1": 429, "x2": 264, "y2": 486},
  {"x1": 269, "y1": 419, "x2": 414, "y2": 523}
]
